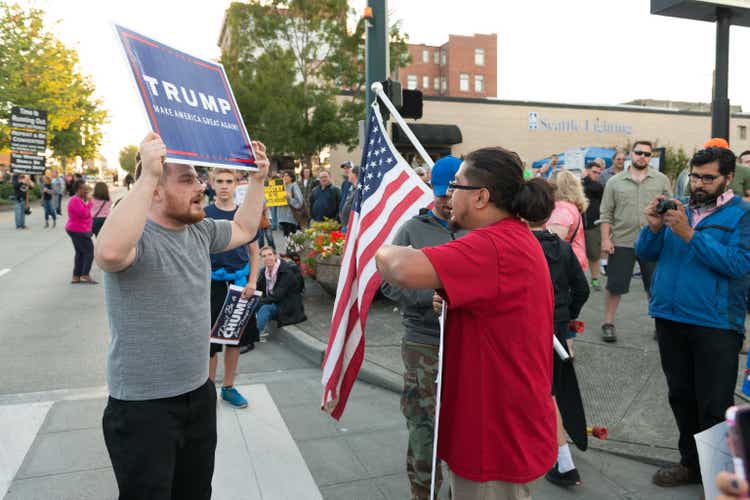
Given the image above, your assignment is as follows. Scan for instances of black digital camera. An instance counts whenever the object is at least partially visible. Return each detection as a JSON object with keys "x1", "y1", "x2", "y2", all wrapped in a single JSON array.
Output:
[{"x1": 655, "y1": 199, "x2": 678, "y2": 214}]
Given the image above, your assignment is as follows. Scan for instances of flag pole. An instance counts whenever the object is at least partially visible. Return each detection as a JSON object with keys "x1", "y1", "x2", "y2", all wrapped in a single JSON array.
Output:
[
  {"x1": 430, "y1": 305, "x2": 447, "y2": 500},
  {"x1": 370, "y1": 82, "x2": 434, "y2": 168}
]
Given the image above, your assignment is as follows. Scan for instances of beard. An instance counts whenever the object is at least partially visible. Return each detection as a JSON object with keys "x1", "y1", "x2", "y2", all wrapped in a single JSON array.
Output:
[
  {"x1": 690, "y1": 179, "x2": 727, "y2": 207},
  {"x1": 631, "y1": 161, "x2": 648, "y2": 170},
  {"x1": 164, "y1": 192, "x2": 205, "y2": 224}
]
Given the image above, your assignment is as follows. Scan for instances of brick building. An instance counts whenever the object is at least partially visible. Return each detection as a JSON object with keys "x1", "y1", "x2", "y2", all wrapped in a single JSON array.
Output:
[{"x1": 397, "y1": 33, "x2": 497, "y2": 98}]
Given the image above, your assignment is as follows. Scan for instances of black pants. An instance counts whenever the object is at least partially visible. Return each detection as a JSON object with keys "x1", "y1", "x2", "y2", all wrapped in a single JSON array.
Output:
[
  {"x1": 103, "y1": 379, "x2": 217, "y2": 500},
  {"x1": 656, "y1": 318, "x2": 743, "y2": 471},
  {"x1": 280, "y1": 221, "x2": 298, "y2": 237},
  {"x1": 66, "y1": 230, "x2": 94, "y2": 276}
]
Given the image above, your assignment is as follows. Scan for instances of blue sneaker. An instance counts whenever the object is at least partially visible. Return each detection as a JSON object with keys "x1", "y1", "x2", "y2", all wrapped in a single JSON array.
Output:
[{"x1": 221, "y1": 386, "x2": 248, "y2": 409}]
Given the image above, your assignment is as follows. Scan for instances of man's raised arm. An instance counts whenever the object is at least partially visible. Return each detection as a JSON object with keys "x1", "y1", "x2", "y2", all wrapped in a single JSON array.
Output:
[
  {"x1": 225, "y1": 141, "x2": 270, "y2": 251},
  {"x1": 95, "y1": 133, "x2": 164, "y2": 272}
]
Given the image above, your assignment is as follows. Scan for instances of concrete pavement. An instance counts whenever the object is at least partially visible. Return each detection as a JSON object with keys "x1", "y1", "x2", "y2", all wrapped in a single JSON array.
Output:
[{"x1": 0, "y1": 197, "x2": 709, "y2": 498}]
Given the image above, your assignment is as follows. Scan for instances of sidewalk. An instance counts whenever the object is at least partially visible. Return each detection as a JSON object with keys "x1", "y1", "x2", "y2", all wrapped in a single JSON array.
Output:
[{"x1": 282, "y1": 277, "x2": 750, "y2": 466}]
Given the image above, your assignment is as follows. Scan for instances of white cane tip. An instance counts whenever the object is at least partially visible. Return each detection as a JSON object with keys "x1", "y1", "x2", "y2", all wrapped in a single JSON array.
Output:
[{"x1": 371, "y1": 81, "x2": 383, "y2": 92}]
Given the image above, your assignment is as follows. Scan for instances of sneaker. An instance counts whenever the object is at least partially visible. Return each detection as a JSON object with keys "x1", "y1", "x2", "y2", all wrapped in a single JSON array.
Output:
[
  {"x1": 652, "y1": 464, "x2": 701, "y2": 487},
  {"x1": 221, "y1": 386, "x2": 248, "y2": 409},
  {"x1": 601, "y1": 323, "x2": 617, "y2": 343},
  {"x1": 545, "y1": 464, "x2": 582, "y2": 487},
  {"x1": 591, "y1": 278, "x2": 602, "y2": 291}
]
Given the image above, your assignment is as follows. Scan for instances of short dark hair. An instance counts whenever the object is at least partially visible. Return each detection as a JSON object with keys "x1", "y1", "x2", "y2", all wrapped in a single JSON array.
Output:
[
  {"x1": 260, "y1": 245, "x2": 276, "y2": 255},
  {"x1": 463, "y1": 147, "x2": 555, "y2": 222},
  {"x1": 93, "y1": 182, "x2": 110, "y2": 201},
  {"x1": 632, "y1": 140, "x2": 653, "y2": 151},
  {"x1": 690, "y1": 147, "x2": 737, "y2": 176},
  {"x1": 739, "y1": 150, "x2": 750, "y2": 160},
  {"x1": 283, "y1": 170, "x2": 296, "y2": 182}
]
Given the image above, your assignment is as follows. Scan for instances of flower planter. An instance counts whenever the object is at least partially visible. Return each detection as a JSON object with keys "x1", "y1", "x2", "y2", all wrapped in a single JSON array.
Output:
[{"x1": 315, "y1": 254, "x2": 343, "y2": 297}]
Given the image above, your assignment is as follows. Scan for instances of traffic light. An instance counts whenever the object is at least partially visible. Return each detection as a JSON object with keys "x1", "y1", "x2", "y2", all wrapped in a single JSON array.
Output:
[{"x1": 378, "y1": 79, "x2": 423, "y2": 120}]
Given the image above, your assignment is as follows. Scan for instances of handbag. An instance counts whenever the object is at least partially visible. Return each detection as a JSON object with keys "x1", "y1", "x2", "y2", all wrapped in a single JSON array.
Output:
[{"x1": 260, "y1": 213, "x2": 271, "y2": 229}]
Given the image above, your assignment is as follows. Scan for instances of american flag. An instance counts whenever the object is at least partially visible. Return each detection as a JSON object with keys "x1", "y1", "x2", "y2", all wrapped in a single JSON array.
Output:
[{"x1": 321, "y1": 105, "x2": 433, "y2": 419}]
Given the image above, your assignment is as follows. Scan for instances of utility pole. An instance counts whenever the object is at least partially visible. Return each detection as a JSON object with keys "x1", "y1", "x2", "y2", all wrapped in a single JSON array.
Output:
[
  {"x1": 365, "y1": 0, "x2": 389, "y2": 113},
  {"x1": 712, "y1": 8, "x2": 730, "y2": 139}
]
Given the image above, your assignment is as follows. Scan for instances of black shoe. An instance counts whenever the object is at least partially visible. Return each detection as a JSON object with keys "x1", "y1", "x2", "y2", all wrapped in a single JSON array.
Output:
[
  {"x1": 545, "y1": 464, "x2": 582, "y2": 487},
  {"x1": 601, "y1": 323, "x2": 617, "y2": 343},
  {"x1": 239, "y1": 342, "x2": 255, "y2": 354},
  {"x1": 652, "y1": 464, "x2": 701, "y2": 487}
]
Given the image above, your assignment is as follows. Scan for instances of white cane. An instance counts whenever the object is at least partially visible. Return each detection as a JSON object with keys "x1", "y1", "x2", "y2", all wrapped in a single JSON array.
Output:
[{"x1": 430, "y1": 304, "x2": 447, "y2": 499}]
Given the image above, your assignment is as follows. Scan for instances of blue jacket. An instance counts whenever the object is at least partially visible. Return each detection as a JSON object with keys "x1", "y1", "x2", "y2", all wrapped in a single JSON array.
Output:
[
  {"x1": 635, "y1": 195, "x2": 750, "y2": 333},
  {"x1": 310, "y1": 184, "x2": 340, "y2": 222}
]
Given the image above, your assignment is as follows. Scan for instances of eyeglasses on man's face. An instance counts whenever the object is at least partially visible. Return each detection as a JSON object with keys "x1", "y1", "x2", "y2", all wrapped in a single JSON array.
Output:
[
  {"x1": 689, "y1": 173, "x2": 722, "y2": 184},
  {"x1": 447, "y1": 182, "x2": 484, "y2": 191},
  {"x1": 632, "y1": 150, "x2": 652, "y2": 158}
]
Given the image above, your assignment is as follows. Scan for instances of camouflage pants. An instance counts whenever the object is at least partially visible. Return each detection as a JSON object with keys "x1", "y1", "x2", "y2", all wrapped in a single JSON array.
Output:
[{"x1": 402, "y1": 341, "x2": 442, "y2": 500}]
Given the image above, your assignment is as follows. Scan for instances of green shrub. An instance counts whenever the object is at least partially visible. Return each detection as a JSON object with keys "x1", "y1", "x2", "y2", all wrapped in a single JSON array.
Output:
[{"x1": 0, "y1": 183, "x2": 13, "y2": 200}]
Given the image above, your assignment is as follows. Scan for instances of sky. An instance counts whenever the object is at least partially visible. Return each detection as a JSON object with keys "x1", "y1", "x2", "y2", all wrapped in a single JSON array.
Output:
[{"x1": 20, "y1": 0, "x2": 750, "y2": 170}]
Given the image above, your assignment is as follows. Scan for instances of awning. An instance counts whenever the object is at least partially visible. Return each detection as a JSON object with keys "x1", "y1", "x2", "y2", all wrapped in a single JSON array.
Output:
[{"x1": 392, "y1": 124, "x2": 462, "y2": 147}]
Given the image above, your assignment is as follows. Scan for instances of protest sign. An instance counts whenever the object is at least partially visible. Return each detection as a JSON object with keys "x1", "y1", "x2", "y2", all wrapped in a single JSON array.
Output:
[
  {"x1": 11, "y1": 153, "x2": 45, "y2": 174},
  {"x1": 695, "y1": 421, "x2": 733, "y2": 500},
  {"x1": 10, "y1": 107, "x2": 47, "y2": 132},
  {"x1": 264, "y1": 178, "x2": 288, "y2": 207},
  {"x1": 210, "y1": 285, "x2": 262, "y2": 346},
  {"x1": 114, "y1": 24, "x2": 256, "y2": 170}
]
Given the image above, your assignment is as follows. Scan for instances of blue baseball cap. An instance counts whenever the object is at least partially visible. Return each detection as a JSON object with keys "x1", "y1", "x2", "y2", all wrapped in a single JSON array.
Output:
[{"x1": 430, "y1": 156, "x2": 462, "y2": 196}]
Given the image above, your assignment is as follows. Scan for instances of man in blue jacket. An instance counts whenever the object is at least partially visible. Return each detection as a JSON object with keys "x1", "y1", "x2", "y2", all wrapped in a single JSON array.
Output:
[{"x1": 636, "y1": 146, "x2": 750, "y2": 488}]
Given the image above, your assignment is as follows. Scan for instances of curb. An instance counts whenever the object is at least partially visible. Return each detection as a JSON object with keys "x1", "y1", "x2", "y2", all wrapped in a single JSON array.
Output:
[
  {"x1": 279, "y1": 323, "x2": 402, "y2": 394},
  {"x1": 277, "y1": 322, "x2": 703, "y2": 468}
]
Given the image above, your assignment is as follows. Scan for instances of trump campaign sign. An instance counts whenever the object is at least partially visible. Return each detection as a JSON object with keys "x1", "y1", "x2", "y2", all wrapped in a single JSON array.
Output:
[{"x1": 115, "y1": 24, "x2": 256, "y2": 170}]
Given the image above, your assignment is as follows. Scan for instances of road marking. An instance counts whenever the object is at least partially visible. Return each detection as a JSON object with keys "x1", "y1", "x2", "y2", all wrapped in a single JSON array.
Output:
[
  {"x1": 0, "y1": 401, "x2": 53, "y2": 499},
  {"x1": 0, "y1": 268, "x2": 10, "y2": 278}
]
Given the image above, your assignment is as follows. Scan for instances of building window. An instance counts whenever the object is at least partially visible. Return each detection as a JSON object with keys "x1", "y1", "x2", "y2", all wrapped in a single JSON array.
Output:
[
  {"x1": 459, "y1": 73, "x2": 469, "y2": 92},
  {"x1": 441, "y1": 77, "x2": 447, "y2": 92},
  {"x1": 422, "y1": 49, "x2": 429, "y2": 63},
  {"x1": 475, "y1": 75, "x2": 484, "y2": 93},
  {"x1": 740, "y1": 125, "x2": 748, "y2": 140},
  {"x1": 407, "y1": 75, "x2": 417, "y2": 90},
  {"x1": 422, "y1": 76, "x2": 430, "y2": 89},
  {"x1": 433, "y1": 77, "x2": 439, "y2": 90},
  {"x1": 475, "y1": 48, "x2": 485, "y2": 66},
  {"x1": 433, "y1": 50, "x2": 439, "y2": 64},
  {"x1": 441, "y1": 49, "x2": 446, "y2": 66}
]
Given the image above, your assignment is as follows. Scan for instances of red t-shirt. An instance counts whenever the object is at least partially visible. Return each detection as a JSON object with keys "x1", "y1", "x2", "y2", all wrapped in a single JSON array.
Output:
[{"x1": 422, "y1": 217, "x2": 556, "y2": 483}]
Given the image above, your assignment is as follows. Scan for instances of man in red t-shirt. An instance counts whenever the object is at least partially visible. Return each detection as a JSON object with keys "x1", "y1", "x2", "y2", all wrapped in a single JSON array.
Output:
[{"x1": 376, "y1": 147, "x2": 557, "y2": 499}]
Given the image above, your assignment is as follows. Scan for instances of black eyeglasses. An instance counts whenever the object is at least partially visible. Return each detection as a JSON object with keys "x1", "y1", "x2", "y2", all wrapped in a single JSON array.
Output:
[
  {"x1": 448, "y1": 182, "x2": 484, "y2": 191},
  {"x1": 632, "y1": 150, "x2": 652, "y2": 157},
  {"x1": 689, "y1": 173, "x2": 722, "y2": 184}
]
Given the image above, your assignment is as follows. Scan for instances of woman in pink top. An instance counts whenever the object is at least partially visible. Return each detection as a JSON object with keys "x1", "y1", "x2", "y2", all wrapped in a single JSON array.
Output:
[
  {"x1": 547, "y1": 170, "x2": 588, "y2": 272},
  {"x1": 66, "y1": 180, "x2": 97, "y2": 284},
  {"x1": 90, "y1": 182, "x2": 112, "y2": 237}
]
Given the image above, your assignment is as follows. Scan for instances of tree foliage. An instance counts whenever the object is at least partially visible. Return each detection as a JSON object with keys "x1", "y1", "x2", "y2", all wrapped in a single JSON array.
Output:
[
  {"x1": 118, "y1": 144, "x2": 139, "y2": 174},
  {"x1": 221, "y1": 1, "x2": 409, "y2": 164},
  {"x1": 0, "y1": 3, "x2": 107, "y2": 161}
]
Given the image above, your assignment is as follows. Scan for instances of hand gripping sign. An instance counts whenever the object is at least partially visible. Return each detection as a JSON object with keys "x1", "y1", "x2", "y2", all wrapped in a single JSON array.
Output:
[{"x1": 115, "y1": 24, "x2": 256, "y2": 170}]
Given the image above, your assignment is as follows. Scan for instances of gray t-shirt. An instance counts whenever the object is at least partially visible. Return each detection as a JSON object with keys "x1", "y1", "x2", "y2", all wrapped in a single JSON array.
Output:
[{"x1": 104, "y1": 218, "x2": 232, "y2": 400}]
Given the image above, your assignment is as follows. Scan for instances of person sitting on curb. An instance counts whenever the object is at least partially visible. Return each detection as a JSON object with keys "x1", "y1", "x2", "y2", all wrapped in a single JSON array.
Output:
[{"x1": 255, "y1": 246, "x2": 306, "y2": 337}]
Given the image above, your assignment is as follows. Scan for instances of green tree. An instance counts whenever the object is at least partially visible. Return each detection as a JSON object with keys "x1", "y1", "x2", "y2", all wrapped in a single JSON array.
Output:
[
  {"x1": 0, "y1": 3, "x2": 107, "y2": 162},
  {"x1": 221, "y1": 1, "x2": 409, "y2": 164},
  {"x1": 118, "y1": 144, "x2": 139, "y2": 174}
]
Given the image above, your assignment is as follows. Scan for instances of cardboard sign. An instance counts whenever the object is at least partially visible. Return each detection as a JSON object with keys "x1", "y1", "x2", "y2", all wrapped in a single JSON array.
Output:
[
  {"x1": 264, "y1": 178, "x2": 288, "y2": 207},
  {"x1": 210, "y1": 285, "x2": 262, "y2": 345},
  {"x1": 114, "y1": 24, "x2": 256, "y2": 170}
]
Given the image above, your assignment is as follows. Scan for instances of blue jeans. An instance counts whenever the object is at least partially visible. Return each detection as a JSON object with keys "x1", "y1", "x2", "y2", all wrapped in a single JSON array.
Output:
[
  {"x1": 256, "y1": 304, "x2": 278, "y2": 332},
  {"x1": 54, "y1": 193, "x2": 63, "y2": 215},
  {"x1": 14, "y1": 199, "x2": 26, "y2": 228},
  {"x1": 42, "y1": 199, "x2": 56, "y2": 222},
  {"x1": 270, "y1": 206, "x2": 279, "y2": 230},
  {"x1": 258, "y1": 228, "x2": 276, "y2": 249}
]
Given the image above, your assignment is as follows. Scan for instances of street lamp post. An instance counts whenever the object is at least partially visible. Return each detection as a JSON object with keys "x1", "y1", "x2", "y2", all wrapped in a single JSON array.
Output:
[{"x1": 365, "y1": 0, "x2": 388, "y2": 113}]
